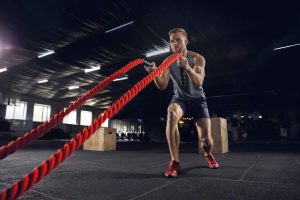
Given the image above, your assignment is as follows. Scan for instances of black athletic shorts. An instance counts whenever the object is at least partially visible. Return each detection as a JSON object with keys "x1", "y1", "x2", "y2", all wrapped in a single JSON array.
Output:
[{"x1": 169, "y1": 97, "x2": 210, "y2": 120}]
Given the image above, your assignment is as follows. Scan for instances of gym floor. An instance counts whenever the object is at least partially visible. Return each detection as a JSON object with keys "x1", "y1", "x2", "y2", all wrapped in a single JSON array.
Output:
[{"x1": 1, "y1": 140, "x2": 300, "y2": 200}]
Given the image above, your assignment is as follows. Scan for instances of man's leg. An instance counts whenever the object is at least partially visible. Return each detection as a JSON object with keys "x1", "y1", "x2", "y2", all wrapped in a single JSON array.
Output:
[
  {"x1": 195, "y1": 118, "x2": 213, "y2": 155},
  {"x1": 195, "y1": 118, "x2": 219, "y2": 168},
  {"x1": 165, "y1": 103, "x2": 184, "y2": 177},
  {"x1": 166, "y1": 103, "x2": 184, "y2": 161}
]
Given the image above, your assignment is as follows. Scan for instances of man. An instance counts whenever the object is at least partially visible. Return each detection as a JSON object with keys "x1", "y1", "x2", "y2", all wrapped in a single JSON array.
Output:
[{"x1": 145, "y1": 28, "x2": 219, "y2": 178}]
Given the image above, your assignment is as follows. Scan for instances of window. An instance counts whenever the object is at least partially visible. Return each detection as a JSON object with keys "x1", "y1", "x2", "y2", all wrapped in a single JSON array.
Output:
[
  {"x1": 63, "y1": 109, "x2": 77, "y2": 125},
  {"x1": 33, "y1": 104, "x2": 51, "y2": 122},
  {"x1": 5, "y1": 101, "x2": 27, "y2": 120},
  {"x1": 102, "y1": 119, "x2": 109, "y2": 128},
  {"x1": 80, "y1": 110, "x2": 92, "y2": 126}
]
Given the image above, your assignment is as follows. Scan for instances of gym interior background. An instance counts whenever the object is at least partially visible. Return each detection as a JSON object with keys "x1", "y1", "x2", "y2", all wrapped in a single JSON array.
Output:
[{"x1": 0, "y1": 1, "x2": 299, "y2": 200}]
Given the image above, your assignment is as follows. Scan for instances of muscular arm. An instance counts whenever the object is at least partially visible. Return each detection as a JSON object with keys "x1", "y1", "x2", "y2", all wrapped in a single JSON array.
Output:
[
  {"x1": 154, "y1": 68, "x2": 170, "y2": 90},
  {"x1": 186, "y1": 53, "x2": 205, "y2": 87}
]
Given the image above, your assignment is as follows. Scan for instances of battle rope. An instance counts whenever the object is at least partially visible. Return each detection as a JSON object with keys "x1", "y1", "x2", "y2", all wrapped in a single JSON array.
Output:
[
  {"x1": 0, "y1": 53, "x2": 181, "y2": 200},
  {"x1": 0, "y1": 59, "x2": 144, "y2": 160}
]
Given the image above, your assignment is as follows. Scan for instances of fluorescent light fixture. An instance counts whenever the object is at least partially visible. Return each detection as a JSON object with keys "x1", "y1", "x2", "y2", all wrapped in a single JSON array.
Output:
[
  {"x1": 146, "y1": 47, "x2": 170, "y2": 57},
  {"x1": 84, "y1": 65, "x2": 101, "y2": 73},
  {"x1": 85, "y1": 99, "x2": 96, "y2": 105},
  {"x1": 0, "y1": 67, "x2": 7, "y2": 73},
  {"x1": 113, "y1": 75, "x2": 128, "y2": 82},
  {"x1": 37, "y1": 79, "x2": 48, "y2": 84},
  {"x1": 274, "y1": 43, "x2": 300, "y2": 51},
  {"x1": 84, "y1": 100, "x2": 96, "y2": 106},
  {"x1": 68, "y1": 85, "x2": 79, "y2": 90},
  {"x1": 38, "y1": 50, "x2": 55, "y2": 58},
  {"x1": 88, "y1": 101, "x2": 96, "y2": 106},
  {"x1": 105, "y1": 21, "x2": 134, "y2": 33}
]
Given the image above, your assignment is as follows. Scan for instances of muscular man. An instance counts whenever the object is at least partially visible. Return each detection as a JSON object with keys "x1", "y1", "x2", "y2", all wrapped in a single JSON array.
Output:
[{"x1": 145, "y1": 28, "x2": 219, "y2": 177}]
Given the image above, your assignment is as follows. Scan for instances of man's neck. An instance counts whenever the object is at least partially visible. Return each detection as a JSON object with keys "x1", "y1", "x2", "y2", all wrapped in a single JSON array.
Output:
[
  {"x1": 181, "y1": 49, "x2": 188, "y2": 57},
  {"x1": 173, "y1": 49, "x2": 188, "y2": 56}
]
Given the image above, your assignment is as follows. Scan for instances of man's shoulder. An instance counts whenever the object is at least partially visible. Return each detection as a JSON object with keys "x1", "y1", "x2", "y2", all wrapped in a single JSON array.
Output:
[
  {"x1": 189, "y1": 51, "x2": 204, "y2": 60},
  {"x1": 189, "y1": 51, "x2": 205, "y2": 65}
]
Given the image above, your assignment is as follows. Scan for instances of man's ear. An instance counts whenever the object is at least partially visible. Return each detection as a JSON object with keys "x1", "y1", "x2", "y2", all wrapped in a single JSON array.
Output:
[{"x1": 185, "y1": 39, "x2": 188, "y2": 45}]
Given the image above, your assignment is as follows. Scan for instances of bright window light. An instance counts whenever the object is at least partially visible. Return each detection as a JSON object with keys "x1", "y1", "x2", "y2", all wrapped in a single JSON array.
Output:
[
  {"x1": 38, "y1": 50, "x2": 55, "y2": 58},
  {"x1": 146, "y1": 47, "x2": 170, "y2": 57},
  {"x1": 105, "y1": 21, "x2": 134, "y2": 33},
  {"x1": 84, "y1": 65, "x2": 101, "y2": 73},
  {"x1": 68, "y1": 85, "x2": 79, "y2": 90},
  {"x1": 274, "y1": 43, "x2": 300, "y2": 51},
  {"x1": 0, "y1": 67, "x2": 7, "y2": 73},
  {"x1": 33, "y1": 104, "x2": 51, "y2": 122},
  {"x1": 5, "y1": 101, "x2": 27, "y2": 120},
  {"x1": 37, "y1": 79, "x2": 48, "y2": 83},
  {"x1": 80, "y1": 110, "x2": 92, "y2": 126},
  {"x1": 63, "y1": 108, "x2": 77, "y2": 125},
  {"x1": 102, "y1": 119, "x2": 109, "y2": 128},
  {"x1": 113, "y1": 75, "x2": 128, "y2": 82}
]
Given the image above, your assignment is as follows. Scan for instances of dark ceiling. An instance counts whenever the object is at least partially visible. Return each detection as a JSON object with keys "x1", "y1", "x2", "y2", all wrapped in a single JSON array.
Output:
[{"x1": 0, "y1": 0, "x2": 299, "y2": 118}]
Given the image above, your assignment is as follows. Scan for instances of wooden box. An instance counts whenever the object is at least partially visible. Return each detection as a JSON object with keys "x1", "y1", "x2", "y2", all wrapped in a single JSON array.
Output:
[
  {"x1": 83, "y1": 127, "x2": 116, "y2": 151},
  {"x1": 199, "y1": 117, "x2": 229, "y2": 154}
]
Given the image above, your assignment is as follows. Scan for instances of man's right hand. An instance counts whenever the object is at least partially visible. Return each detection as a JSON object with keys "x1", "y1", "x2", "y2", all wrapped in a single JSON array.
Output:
[{"x1": 144, "y1": 62, "x2": 157, "y2": 73}]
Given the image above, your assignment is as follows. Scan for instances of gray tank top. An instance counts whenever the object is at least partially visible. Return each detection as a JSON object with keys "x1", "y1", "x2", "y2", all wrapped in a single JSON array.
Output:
[{"x1": 169, "y1": 51, "x2": 206, "y2": 100}]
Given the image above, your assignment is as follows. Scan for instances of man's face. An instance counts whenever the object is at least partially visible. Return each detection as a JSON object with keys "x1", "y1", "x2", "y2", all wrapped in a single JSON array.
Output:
[{"x1": 170, "y1": 32, "x2": 187, "y2": 53}]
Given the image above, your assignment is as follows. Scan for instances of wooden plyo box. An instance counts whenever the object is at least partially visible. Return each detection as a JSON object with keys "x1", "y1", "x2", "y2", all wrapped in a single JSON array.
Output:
[
  {"x1": 199, "y1": 117, "x2": 229, "y2": 154},
  {"x1": 83, "y1": 127, "x2": 116, "y2": 151}
]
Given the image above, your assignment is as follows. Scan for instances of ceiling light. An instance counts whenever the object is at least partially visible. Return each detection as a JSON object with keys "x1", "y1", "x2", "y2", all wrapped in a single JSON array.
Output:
[
  {"x1": 146, "y1": 47, "x2": 170, "y2": 57},
  {"x1": 84, "y1": 65, "x2": 101, "y2": 73},
  {"x1": 274, "y1": 43, "x2": 300, "y2": 51},
  {"x1": 0, "y1": 67, "x2": 7, "y2": 73},
  {"x1": 38, "y1": 50, "x2": 55, "y2": 58},
  {"x1": 87, "y1": 101, "x2": 96, "y2": 106},
  {"x1": 84, "y1": 99, "x2": 96, "y2": 106},
  {"x1": 68, "y1": 85, "x2": 79, "y2": 90},
  {"x1": 113, "y1": 75, "x2": 128, "y2": 82},
  {"x1": 105, "y1": 21, "x2": 134, "y2": 33},
  {"x1": 37, "y1": 79, "x2": 48, "y2": 83}
]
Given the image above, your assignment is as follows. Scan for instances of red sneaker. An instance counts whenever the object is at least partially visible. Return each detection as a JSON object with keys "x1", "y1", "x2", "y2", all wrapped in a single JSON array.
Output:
[
  {"x1": 164, "y1": 160, "x2": 181, "y2": 177},
  {"x1": 205, "y1": 154, "x2": 219, "y2": 169},
  {"x1": 174, "y1": 160, "x2": 181, "y2": 174}
]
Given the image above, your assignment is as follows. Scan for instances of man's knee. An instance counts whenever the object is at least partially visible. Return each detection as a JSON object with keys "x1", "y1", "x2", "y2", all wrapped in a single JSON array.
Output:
[
  {"x1": 167, "y1": 104, "x2": 181, "y2": 123},
  {"x1": 200, "y1": 137, "x2": 212, "y2": 145},
  {"x1": 196, "y1": 119, "x2": 211, "y2": 131},
  {"x1": 168, "y1": 111, "x2": 179, "y2": 124}
]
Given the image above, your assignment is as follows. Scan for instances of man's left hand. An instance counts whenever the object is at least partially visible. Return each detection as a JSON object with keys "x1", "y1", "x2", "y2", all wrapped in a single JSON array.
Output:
[{"x1": 177, "y1": 57, "x2": 191, "y2": 71}]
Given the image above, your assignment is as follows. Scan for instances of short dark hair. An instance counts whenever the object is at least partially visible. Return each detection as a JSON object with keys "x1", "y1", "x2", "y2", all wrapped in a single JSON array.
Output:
[{"x1": 168, "y1": 28, "x2": 187, "y2": 39}]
